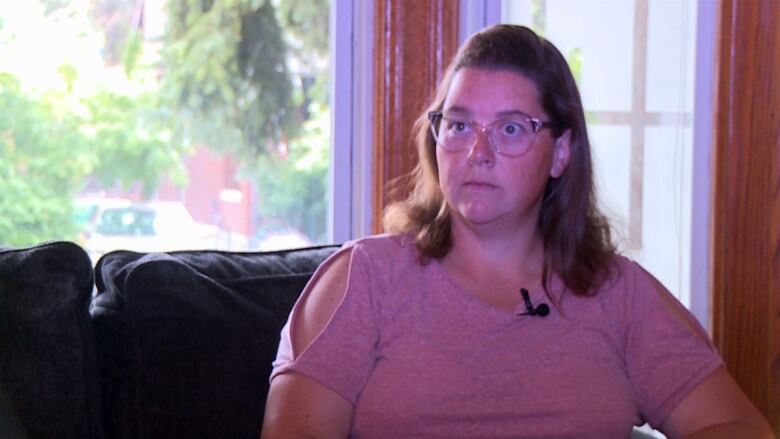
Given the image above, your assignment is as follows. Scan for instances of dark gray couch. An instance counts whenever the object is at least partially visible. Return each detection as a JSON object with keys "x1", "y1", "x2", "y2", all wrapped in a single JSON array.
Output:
[{"x1": 0, "y1": 241, "x2": 339, "y2": 439}]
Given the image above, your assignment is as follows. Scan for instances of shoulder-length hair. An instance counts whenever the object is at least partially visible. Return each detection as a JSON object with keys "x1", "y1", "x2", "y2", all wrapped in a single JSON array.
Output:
[{"x1": 383, "y1": 24, "x2": 616, "y2": 297}]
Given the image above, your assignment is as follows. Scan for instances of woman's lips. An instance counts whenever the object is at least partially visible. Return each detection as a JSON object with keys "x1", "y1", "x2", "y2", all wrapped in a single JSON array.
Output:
[{"x1": 463, "y1": 180, "x2": 498, "y2": 190}]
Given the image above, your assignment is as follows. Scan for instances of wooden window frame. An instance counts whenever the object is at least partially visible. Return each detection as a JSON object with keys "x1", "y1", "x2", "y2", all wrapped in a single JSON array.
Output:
[
  {"x1": 711, "y1": 0, "x2": 779, "y2": 432},
  {"x1": 371, "y1": 0, "x2": 459, "y2": 232}
]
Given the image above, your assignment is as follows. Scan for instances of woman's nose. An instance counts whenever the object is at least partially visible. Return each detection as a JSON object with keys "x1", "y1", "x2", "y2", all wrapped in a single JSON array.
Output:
[{"x1": 467, "y1": 130, "x2": 495, "y2": 166}]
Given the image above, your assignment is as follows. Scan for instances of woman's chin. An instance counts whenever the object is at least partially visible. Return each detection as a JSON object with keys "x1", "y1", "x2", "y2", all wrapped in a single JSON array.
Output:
[{"x1": 455, "y1": 206, "x2": 503, "y2": 226}]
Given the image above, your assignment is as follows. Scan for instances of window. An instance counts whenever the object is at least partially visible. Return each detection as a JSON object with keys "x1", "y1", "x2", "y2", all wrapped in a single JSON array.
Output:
[{"x1": 0, "y1": 0, "x2": 335, "y2": 259}]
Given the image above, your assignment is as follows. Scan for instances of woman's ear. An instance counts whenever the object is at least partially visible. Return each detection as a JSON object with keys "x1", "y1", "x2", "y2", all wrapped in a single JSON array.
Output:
[{"x1": 550, "y1": 129, "x2": 571, "y2": 178}]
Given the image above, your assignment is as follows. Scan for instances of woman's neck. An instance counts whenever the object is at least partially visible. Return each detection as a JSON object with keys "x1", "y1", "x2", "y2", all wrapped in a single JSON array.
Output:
[{"x1": 443, "y1": 216, "x2": 545, "y2": 288}]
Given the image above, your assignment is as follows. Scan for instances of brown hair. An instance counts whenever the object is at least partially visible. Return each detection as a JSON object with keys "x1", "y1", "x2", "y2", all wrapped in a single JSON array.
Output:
[{"x1": 383, "y1": 24, "x2": 616, "y2": 297}]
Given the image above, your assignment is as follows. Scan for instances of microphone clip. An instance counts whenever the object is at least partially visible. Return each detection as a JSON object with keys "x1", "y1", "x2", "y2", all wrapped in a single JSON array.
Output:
[{"x1": 519, "y1": 288, "x2": 550, "y2": 317}]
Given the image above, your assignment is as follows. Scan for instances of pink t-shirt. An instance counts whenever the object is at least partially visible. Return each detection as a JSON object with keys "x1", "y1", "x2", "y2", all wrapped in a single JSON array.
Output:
[{"x1": 271, "y1": 234, "x2": 723, "y2": 438}]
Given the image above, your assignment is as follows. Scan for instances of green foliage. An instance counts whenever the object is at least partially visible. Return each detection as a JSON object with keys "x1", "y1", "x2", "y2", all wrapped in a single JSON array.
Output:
[
  {"x1": 162, "y1": 0, "x2": 298, "y2": 158},
  {"x1": 254, "y1": 102, "x2": 329, "y2": 242},
  {"x1": 564, "y1": 47, "x2": 597, "y2": 124},
  {"x1": 0, "y1": 73, "x2": 88, "y2": 245},
  {"x1": 81, "y1": 90, "x2": 188, "y2": 197},
  {"x1": 57, "y1": 63, "x2": 78, "y2": 92},
  {"x1": 90, "y1": 0, "x2": 137, "y2": 66},
  {"x1": 122, "y1": 29, "x2": 143, "y2": 78},
  {"x1": 0, "y1": 68, "x2": 186, "y2": 245},
  {"x1": 277, "y1": 0, "x2": 329, "y2": 60},
  {"x1": 567, "y1": 47, "x2": 583, "y2": 86},
  {"x1": 162, "y1": 0, "x2": 331, "y2": 241},
  {"x1": 531, "y1": 0, "x2": 546, "y2": 35},
  {"x1": 2, "y1": 0, "x2": 332, "y2": 247}
]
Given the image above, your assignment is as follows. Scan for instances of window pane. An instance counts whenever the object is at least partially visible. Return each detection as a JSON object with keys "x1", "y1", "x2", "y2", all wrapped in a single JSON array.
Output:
[
  {"x1": 646, "y1": 0, "x2": 697, "y2": 112},
  {"x1": 590, "y1": 125, "x2": 632, "y2": 228},
  {"x1": 642, "y1": 125, "x2": 694, "y2": 307},
  {"x1": 0, "y1": 0, "x2": 331, "y2": 259},
  {"x1": 503, "y1": 0, "x2": 634, "y2": 112}
]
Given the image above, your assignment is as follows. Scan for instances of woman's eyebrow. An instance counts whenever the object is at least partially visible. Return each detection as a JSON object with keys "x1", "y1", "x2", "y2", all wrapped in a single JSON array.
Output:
[
  {"x1": 442, "y1": 107, "x2": 535, "y2": 122},
  {"x1": 495, "y1": 109, "x2": 531, "y2": 118},
  {"x1": 441, "y1": 105, "x2": 471, "y2": 116}
]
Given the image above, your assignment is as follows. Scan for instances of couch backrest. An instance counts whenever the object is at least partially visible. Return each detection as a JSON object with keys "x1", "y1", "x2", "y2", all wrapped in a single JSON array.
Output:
[
  {"x1": 0, "y1": 241, "x2": 104, "y2": 439},
  {"x1": 90, "y1": 244, "x2": 340, "y2": 439}
]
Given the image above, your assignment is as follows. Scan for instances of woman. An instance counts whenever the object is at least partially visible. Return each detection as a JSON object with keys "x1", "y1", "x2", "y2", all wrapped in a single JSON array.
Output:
[{"x1": 262, "y1": 25, "x2": 772, "y2": 438}]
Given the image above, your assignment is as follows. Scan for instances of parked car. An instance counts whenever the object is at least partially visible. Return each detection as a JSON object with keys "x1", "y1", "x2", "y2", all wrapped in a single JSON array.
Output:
[
  {"x1": 84, "y1": 201, "x2": 212, "y2": 260},
  {"x1": 72, "y1": 196, "x2": 132, "y2": 245}
]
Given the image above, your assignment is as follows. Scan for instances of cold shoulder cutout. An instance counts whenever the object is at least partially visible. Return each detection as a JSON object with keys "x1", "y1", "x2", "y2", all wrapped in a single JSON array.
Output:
[{"x1": 291, "y1": 248, "x2": 353, "y2": 358}]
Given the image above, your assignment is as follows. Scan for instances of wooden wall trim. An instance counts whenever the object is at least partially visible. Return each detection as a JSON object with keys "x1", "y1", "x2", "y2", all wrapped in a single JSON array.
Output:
[
  {"x1": 372, "y1": 0, "x2": 459, "y2": 233},
  {"x1": 711, "y1": 0, "x2": 780, "y2": 431}
]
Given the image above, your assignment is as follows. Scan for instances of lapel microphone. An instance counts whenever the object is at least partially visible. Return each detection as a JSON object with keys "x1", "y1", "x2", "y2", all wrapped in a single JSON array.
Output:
[{"x1": 519, "y1": 288, "x2": 550, "y2": 317}]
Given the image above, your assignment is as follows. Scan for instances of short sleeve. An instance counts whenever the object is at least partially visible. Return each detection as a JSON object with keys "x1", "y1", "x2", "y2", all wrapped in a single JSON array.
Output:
[
  {"x1": 270, "y1": 243, "x2": 379, "y2": 405},
  {"x1": 621, "y1": 261, "x2": 724, "y2": 428}
]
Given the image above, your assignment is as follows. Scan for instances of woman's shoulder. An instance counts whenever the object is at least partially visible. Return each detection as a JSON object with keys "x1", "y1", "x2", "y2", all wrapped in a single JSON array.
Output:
[
  {"x1": 595, "y1": 254, "x2": 691, "y2": 322},
  {"x1": 342, "y1": 232, "x2": 417, "y2": 260},
  {"x1": 580, "y1": 254, "x2": 658, "y2": 313},
  {"x1": 597, "y1": 253, "x2": 645, "y2": 289},
  {"x1": 338, "y1": 233, "x2": 429, "y2": 293}
]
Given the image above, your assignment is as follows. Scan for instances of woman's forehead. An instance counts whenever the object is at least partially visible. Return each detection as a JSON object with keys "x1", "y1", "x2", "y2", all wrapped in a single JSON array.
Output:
[{"x1": 442, "y1": 67, "x2": 545, "y2": 119}]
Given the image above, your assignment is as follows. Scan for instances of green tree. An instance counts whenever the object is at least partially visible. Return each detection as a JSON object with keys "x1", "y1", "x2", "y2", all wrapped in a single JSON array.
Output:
[
  {"x1": 0, "y1": 73, "x2": 90, "y2": 245},
  {"x1": 0, "y1": 71, "x2": 187, "y2": 246},
  {"x1": 254, "y1": 101, "x2": 329, "y2": 242},
  {"x1": 1, "y1": 0, "x2": 332, "y2": 246},
  {"x1": 81, "y1": 90, "x2": 188, "y2": 197},
  {"x1": 162, "y1": 0, "x2": 298, "y2": 159},
  {"x1": 0, "y1": 1, "x2": 192, "y2": 246},
  {"x1": 161, "y1": 0, "x2": 331, "y2": 242}
]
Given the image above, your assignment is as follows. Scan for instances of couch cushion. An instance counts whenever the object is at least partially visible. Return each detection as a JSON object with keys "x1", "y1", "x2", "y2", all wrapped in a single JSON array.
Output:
[
  {"x1": 90, "y1": 245, "x2": 339, "y2": 439},
  {"x1": 0, "y1": 241, "x2": 103, "y2": 439}
]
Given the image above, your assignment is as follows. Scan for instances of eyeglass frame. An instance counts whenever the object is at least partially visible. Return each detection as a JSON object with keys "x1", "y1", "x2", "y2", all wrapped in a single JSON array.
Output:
[{"x1": 427, "y1": 111, "x2": 557, "y2": 157}]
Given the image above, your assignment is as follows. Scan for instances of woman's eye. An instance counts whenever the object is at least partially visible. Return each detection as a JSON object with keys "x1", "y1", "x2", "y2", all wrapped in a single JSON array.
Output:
[
  {"x1": 501, "y1": 122, "x2": 526, "y2": 136},
  {"x1": 446, "y1": 120, "x2": 468, "y2": 133}
]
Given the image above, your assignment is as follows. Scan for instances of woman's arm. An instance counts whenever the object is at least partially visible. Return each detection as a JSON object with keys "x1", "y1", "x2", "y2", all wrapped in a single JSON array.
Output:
[
  {"x1": 261, "y1": 251, "x2": 355, "y2": 439},
  {"x1": 628, "y1": 265, "x2": 773, "y2": 438},
  {"x1": 262, "y1": 372, "x2": 352, "y2": 439},
  {"x1": 659, "y1": 367, "x2": 772, "y2": 438},
  {"x1": 652, "y1": 270, "x2": 773, "y2": 439}
]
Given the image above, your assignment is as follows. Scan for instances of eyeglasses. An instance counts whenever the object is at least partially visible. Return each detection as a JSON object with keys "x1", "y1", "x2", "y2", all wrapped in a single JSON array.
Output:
[{"x1": 428, "y1": 111, "x2": 556, "y2": 157}]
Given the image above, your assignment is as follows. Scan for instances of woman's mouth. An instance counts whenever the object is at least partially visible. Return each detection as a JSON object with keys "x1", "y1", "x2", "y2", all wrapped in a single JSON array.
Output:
[{"x1": 463, "y1": 180, "x2": 498, "y2": 190}]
